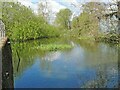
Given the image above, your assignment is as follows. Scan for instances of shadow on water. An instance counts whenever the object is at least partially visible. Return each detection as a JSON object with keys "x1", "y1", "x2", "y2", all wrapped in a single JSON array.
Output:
[
  {"x1": 11, "y1": 38, "x2": 119, "y2": 88},
  {"x1": 2, "y1": 39, "x2": 14, "y2": 89}
]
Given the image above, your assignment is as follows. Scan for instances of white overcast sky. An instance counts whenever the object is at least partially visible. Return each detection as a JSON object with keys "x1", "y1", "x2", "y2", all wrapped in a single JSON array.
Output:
[
  {"x1": 17, "y1": 0, "x2": 114, "y2": 14},
  {"x1": 17, "y1": 0, "x2": 116, "y2": 23}
]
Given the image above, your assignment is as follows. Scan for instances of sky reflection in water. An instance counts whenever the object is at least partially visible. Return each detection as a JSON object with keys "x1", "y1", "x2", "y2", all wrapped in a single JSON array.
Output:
[{"x1": 13, "y1": 39, "x2": 118, "y2": 88}]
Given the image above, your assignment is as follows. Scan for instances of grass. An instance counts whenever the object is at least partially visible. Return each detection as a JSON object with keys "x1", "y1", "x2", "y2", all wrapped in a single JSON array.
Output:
[
  {"x1": 33, "y1": 44, "x2": 72, "y2": 51},
  {"x1": 78, "y1": 36, "x2": 95, "y2": 41}
]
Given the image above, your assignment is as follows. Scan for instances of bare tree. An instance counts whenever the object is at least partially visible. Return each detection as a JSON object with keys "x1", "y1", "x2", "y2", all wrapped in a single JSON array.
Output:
[
  {"x1": 38, "y1": 0, "x2": 54, "y2": 23},
  {"x1": 105, "y1": 0, "x2": 120, "y2": 34}
]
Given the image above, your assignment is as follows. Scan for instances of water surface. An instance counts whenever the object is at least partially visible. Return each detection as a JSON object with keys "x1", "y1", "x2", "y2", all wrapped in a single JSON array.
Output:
[{"x1": 12, "y1": 38, "x2": 118, "y2": 88}]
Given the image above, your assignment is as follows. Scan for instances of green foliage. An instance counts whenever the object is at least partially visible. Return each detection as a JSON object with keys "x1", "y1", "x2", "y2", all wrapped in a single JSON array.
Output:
[
  {"x1": 82, "y1": 2, "x2": 105, "y2": 17},
  {"x1": 95, "y1": 33, "x2": 120, "y2": 44},
  {"x1": 72, "y1": 12, "x2": 99, "y2": 37},
  {"x1": 55, "y1": 8, "x2": 72, "y2": 29},
  {"x1": 2, "y1": 2, "x2": 59, "y2": 41},
  {"x1": 2, "y1": 2, "x2": 119, "y2": 44},
  {"x1": 0, "y1": 2, "x2": 2, "y2": 19},
  {"x1": 33, "y1": 44, "x2": 72, "y2": 51},
  {"x1": 71, "y1": 2, "x2": 107, "y2": 38},
  {"x1": 74, "y1": 2, "x2": 119, "y2": 43}
]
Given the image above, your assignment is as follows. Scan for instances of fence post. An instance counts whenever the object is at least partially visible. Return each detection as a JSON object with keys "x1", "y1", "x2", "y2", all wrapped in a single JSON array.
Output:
[
  {"x1": 0, "y1": 48, "x2": 2, "y2": 90},
  {"x1": 0, "y1": 20, "x2": 5, "y2": 90}
]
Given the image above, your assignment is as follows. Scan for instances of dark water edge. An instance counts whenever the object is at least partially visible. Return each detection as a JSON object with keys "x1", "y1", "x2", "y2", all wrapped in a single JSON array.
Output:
[
  {"x1": 2, "y1": 39, "x2": 14, "y2": 89},
  {"x1": 10, "y1": 36, "x2": 59, "y2": 43}
]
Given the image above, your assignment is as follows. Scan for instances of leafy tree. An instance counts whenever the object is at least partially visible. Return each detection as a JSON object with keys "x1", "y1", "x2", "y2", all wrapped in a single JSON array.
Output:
[
  {"x1": 71, "y1": 2, "x2": 107, "y2": 38},
  {"x1": 2, "y1": 2, "x2": 59, "y2": 41},
  {"x1": 72, "y1": 16, "x2": 79, "y2": 29},
  {"x1": 72, "y1": 12, "x2": 99, "y2": 37},
  {"x1": 0, "y1": 2, "x2": 2, "y2": 19},
  {"x1": 82, "y1": 2, "x2": 106, "y2": 20},
  {"x1": 55, "y1": 8, "x2": 72, "y2": 29}
]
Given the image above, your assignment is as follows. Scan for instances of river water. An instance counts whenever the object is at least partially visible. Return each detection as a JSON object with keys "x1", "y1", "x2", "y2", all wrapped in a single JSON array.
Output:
[{"x1": 11, "y1": 38, "x2": 118, "y2": 88}]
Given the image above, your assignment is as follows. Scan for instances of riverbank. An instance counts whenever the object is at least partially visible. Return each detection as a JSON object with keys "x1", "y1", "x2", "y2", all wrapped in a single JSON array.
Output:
[
  {"x1": 10, "y1": 36, "x2": 59, "y2": 43},
  {"x1": 60, "y1": 29, "x2": 120, "y2": 44},
  {"x1": 95, "y1": 33, "x2": 120, "y2": 44}
]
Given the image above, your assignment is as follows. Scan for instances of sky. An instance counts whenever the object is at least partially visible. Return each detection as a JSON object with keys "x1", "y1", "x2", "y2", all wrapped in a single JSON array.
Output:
[
  {"x1": 18, "y1": 0, "x2": 113, "y2": 14},
  {"x1": 17, "y1": 0, "x2": 114, "y2": 23}
]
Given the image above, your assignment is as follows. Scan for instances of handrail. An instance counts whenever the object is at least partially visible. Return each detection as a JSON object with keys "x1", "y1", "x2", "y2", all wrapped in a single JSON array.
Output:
[{"x1": 0, "y1": 20, "x2": 5, "y2": 41}]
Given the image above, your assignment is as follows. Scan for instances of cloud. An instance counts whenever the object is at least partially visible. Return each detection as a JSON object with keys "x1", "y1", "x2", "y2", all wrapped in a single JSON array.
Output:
[
  {"x1": 17, "y1": 0, "x2": 89, "y2": 16},
  {"x1": 47, "y1": 0, "x2": 66, "y2": 13},
  {"x1": 39, "y1": 0, "x2": 66, "y2": 23},
  {"x1": 53, "y1": 0, "x2": 81, "y2": 16},
  {"x1": 18, "y1": 0, "x2": 38, "y2": 13},
  {"x1": 18, "y1": 0, "x2": 66, "y2": 14},
  {"x1": 18, "y1": 0, "x2": 33, "y2": 7},
  {"x1": 17, "y1": 0, "x2": 113, "y2": 22},
  {"x1": 38, "y1": 0, "x2": 66, "y2": 13}
]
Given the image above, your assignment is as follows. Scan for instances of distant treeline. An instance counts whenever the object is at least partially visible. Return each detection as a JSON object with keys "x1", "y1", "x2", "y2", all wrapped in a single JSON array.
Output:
[
  {"x1": 1, "y1": 1, "x2": 120, "y2": 43},
  {"x1": 54, "y1": 2, "x2": 120, "y2": 43}
]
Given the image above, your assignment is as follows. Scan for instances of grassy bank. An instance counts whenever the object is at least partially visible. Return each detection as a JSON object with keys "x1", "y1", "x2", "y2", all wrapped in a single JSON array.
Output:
[{"x1": 33, "y1": 44, "x2": 72, "y2": 51}]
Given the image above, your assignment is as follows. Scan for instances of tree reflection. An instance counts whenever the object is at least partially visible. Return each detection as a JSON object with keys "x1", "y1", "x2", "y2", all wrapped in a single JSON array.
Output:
[
  {"x1": 11, "y1": 38, "x2": 118, "y2": 88},
  {"x1": 81, "y1": 63, "x2": 118, "y2": 88},
  {"x1": 12, "y1": 38, "x2": 69, "y2": 78}
]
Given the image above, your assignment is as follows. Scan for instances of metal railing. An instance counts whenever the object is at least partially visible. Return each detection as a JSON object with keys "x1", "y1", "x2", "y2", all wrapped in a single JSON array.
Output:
[{"x1": 0, "y1": 20, "x2": 5, "y2": 41}]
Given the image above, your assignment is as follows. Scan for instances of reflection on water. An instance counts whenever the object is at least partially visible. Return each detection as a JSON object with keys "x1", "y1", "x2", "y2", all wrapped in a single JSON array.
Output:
[
  {"x1": 42, "y1": 51, "x2": 61, "y2": 62},
  {"x1": 12, "y1": 38, "x2": 118, "y2": 88}
]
